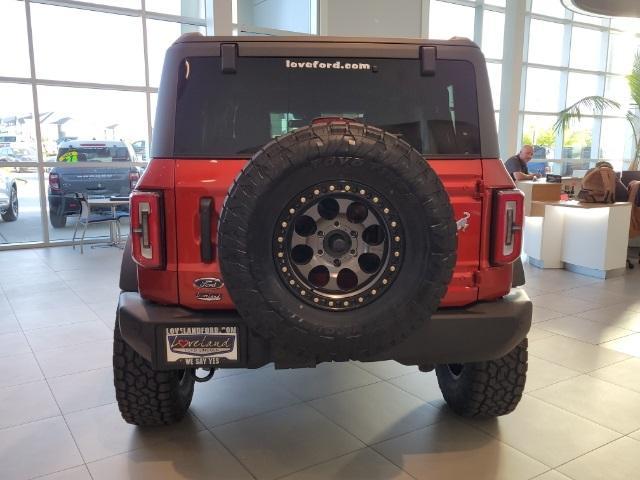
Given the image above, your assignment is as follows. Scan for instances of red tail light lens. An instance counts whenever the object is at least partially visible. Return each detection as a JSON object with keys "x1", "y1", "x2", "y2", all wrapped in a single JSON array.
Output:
[
  {"x1": 129, "y1": 170, "x2": 140, "y2": 190},
  {"x1": 130, "y1": 191, "x2": 164, "y2": 269},
  {"x1": 491, "y1": 189, "x2": 524, "y2": 265},
  {"x1": 49, "y1": 172, "x2": 60, "y2": 191}
]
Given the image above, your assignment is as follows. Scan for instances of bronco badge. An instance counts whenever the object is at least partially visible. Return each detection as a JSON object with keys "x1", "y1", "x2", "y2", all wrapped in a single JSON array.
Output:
[
  {"x1": 196, "y1": 292, "x2": 222, "y2": 302},
  {"x1": 194, "y1": 277, "x2": 224, "y2": 289}
]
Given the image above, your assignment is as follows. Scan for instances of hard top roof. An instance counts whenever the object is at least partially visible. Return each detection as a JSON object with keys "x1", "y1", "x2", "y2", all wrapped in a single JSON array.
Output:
[{"x1": 173, "y1": 33, "x2": 479, "y2": 49}]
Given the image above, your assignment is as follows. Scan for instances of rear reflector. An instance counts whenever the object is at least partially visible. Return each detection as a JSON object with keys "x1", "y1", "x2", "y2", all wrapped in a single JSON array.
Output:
[
  {"x1": 491, "y1": 189, "x2": 524, "y2": 265},
  {"x1": 130, "y1": 191, "x2": 164, "y2": 269}
]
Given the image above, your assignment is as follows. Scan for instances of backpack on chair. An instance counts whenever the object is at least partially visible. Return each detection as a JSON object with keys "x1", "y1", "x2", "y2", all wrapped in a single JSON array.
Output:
[{"x1": 578, "y1": 161, "x2": 616, "y2": 204}]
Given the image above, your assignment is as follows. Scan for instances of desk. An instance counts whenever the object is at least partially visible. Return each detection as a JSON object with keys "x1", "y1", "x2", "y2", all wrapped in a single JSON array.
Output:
[
  {"x1": 516, "y1": 180, "x2": 562, "y2": 216},
  {"x1": 523, "y1": 201, "x2": 632, "y2": 278},
  {"x1": 87, "y1": 197, "x2": 129, "y2": 247}
]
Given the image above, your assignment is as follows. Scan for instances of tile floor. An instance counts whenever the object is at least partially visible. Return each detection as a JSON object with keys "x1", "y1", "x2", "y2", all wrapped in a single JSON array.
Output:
[{"x1": 0, "y1": 246, "x2": 639, "y2": 479}]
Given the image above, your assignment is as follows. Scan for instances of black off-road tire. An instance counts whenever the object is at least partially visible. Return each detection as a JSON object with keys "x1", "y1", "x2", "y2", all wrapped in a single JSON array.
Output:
[
  {"x1": 113, "y1": 321, "x2": 195, "y2": 426},
  {"x1": 1, "y1": 186, "x2": 18, "y2": 222},
  {"x1": 49, "y1": 209, "x2": 67, "y2": 228},
  {"x1": 218, "y1": 121, "x2": 457, "y2": 362},
  {"x1": 435, "y1": 339, "x2": 528, "y2": 418}
]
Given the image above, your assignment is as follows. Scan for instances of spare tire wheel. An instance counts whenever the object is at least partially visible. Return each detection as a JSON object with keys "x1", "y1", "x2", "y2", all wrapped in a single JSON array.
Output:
[{"x1": 218, "y1": 122, "x2": 457, "y2": 361}]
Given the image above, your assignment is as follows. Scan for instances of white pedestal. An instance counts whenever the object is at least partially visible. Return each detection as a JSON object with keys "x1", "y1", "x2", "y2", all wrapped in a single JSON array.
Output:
[{"x1": 523, "y1": 201, "x2": 632, "y2": 278}]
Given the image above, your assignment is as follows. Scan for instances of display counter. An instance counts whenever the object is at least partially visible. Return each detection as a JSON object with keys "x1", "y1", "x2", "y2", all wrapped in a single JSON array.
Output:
[
  {"x1": 516, "y1": 180, "x2": 562, "y2": 216},
  {"x1": 523, "y1": 201, "x2": 632, "y2": 278}
]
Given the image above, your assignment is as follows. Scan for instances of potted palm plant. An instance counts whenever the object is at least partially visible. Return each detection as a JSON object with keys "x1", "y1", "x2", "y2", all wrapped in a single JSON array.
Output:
[{"x1": 554, "y1": 52, "x2": 640, "y2": 170}]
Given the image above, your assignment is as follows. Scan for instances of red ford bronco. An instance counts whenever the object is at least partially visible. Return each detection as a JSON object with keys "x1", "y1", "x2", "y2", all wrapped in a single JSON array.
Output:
[{"x1": 114, "y1": 34, "x2": 531, "y2": 426}]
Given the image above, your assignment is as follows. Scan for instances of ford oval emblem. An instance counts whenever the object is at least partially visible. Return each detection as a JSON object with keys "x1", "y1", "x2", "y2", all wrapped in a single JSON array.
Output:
[{"x1": 194, "y1": 277, "x2": 224, "y2": 289}]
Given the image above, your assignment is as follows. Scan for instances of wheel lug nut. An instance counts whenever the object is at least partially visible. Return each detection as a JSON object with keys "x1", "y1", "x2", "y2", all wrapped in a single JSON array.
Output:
[
  {"x1": 317, "y1": 249, "x2": 324, "y2": 255},
  {"x1": 350, "y1": 231, "x2": 357, "y2": 237},
  {"x1": 318, "y1": 231, "x2": 324, "y2": 237},
  {"x1": 334, "y1": 221, "x2": 340, "y2": 227},
  {"x1": 350, "y1": 249, "x2": 356, "y2": 255},
  {"x1": 333, "y1": 259, "x2": 341, "y2": 267}
]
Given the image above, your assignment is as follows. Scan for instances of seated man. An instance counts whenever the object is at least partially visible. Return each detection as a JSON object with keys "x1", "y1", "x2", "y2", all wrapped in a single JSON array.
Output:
[{"x1": 504, "y1": 145, "x2": 539, "y2": 181}]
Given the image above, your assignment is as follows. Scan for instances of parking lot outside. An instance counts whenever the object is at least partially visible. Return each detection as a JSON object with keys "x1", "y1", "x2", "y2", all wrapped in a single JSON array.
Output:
[{"x1": 0, "y1": 169, "x2": 129, "y2": 245}]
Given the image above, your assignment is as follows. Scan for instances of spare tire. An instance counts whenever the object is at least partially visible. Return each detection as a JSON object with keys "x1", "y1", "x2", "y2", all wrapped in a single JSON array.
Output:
[{"x1": 218, "y1": 121, "x2": 457, "y2": 362}]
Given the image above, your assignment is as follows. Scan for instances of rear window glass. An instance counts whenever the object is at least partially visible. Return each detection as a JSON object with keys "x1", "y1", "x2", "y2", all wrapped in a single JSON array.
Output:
[
  {"x1": 174, "y1": 56, "x2": 480, "y2": 157},
  {"x1": 57, "y1": 146, "x2": 130, "y2": 163}
]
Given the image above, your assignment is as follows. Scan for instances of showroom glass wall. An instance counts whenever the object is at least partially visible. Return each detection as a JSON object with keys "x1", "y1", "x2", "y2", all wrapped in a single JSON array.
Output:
[
  {"x1": 0, "y1": 0, "x2": 207, "y2": 248},
  {"x1": 520, "y1": 0, "x2": 640, "y2": 175}
]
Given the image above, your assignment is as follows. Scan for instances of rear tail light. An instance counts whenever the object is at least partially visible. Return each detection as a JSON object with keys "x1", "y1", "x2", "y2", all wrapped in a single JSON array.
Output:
[
  {"x1": 130, "y1": 191, "x2": 164, "y2": 269},
  {"x1": 49, "y1": 172, "x2": 60, "y2": 192},
  {"x1": 129, "y1": 170, "x2": 140, "y2": 190},
  {"x1": 491, "y1": 189, "x2": 524, "y2": 265}
]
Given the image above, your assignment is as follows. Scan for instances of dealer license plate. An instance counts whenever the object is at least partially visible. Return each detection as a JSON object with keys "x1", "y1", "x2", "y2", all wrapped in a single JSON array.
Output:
[{"x1": 165, "y1": 326, "x2": 238, "y2": 366}]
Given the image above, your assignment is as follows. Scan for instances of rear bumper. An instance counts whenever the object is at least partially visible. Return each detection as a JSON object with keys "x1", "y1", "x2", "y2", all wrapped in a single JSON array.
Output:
[{"x1": 117, "y1": 289, "x2": 532, "y2": 370}]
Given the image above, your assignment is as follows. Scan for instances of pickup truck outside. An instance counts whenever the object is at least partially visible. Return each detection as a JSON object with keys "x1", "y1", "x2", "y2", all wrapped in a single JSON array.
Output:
[{"x1": 48, "y1": 140, "x2": 140, "y2": 227}]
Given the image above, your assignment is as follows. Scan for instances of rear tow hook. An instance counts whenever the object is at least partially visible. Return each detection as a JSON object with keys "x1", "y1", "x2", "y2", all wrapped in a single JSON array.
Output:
[{"x1": 190, "y1": 368, "x2": 215, "y2": 383}]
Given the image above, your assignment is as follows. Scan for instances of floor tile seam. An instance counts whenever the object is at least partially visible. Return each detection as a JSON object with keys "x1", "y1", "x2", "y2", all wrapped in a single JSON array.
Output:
[
  {"x1": 528, "y1": 372, "x2": 640, "y2": 404},
  {"x1": 59, "y1": 401, "x2": 118, "y2": 419},
  {"x1": 584, "y1": 371, "x2": 640, "y2": 394},
  {"x1": 303, "y1": 392, "x2": 447, "y2": 449},
  {"x1": 571, "y1": 312, "x2": 640, "y2": 331},
  {"x1": 531, "y1": 324, "x2": 637, "y2": 345},
  {"x1": 178, "y1": 425, "x2": 259, "y2": 480},
  {"x1": 535, "y1": 316, "x2": 637, "y2": 334},
  {"x1": 22, "y1": 333, "x2": 113, "y2": 354},
  {"x1": 435, "y1": 415, "x2": 558, "y2": 470},
  {"x1": 18, "y1": 317, "x2": 104, "y2": 333},
  {"x1": 19, "y1": 324, "x2": 90, "y2": 467},
  {"x1": 27, "y1": 463, "x2": 88, "y2": 480},
  {"x1": 203, "y1": 418, "x2": 290, "y2": 480},
  {"x1": 70, "y1": 413, "x2": 208, "y2": 466},
  {"x1": 193, "y1": 397, "x2": 305, "y2": 431},
  {"x1": 561, "y1": 286, "x2": 640, "y2": 302},
  {"x1": 62, "y1": 279, "x2": 121, "y2": 297},
  {"x1": 522, "y1": 370, "x2": 584, "y2": 394},
  {"x1": 349, "y1": 362, "x2": 419, "y2": 381},
  {"x1": 268, "y1": 374, "x2": 382, "y2": 404},
  {"x1": 41, "y1": 365, "x2": 113, "y2": 382},
  {"x1": 544, "y1": 435, "x2": 631, "y2": 476},
  {"x1": 532, "y1": 330, "x2": 636, "y2": 357},
  {"x1": 270, "y1": 445, "x2": 420, "y2": 480},
  {"x1": 382, "y1": 375, "x2": 436, "y2": 403},
  {"x1": 523, "y1": 393, "x2": 633, "y2": 436},
  {"x1": 30, "y1": 338, "x2": 114, "y2": 357},
  {"x1": 199, "y1": 384, "x2": 381, "y2": 437},
  {"x1": 526, "y1": 352, "x2": 598, "y2": 373},
  {"x1": 528, "y1": 468, "x2": 561, "y2": 479},
  {"x1": 0, "y1": 412, "x2": 66, "y2": 434}
]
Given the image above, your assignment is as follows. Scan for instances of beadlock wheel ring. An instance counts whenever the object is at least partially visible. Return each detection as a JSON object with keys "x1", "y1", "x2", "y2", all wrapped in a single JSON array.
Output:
[{"x1": 274, "y1": 180, "x2": 405, "y2": 311}]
